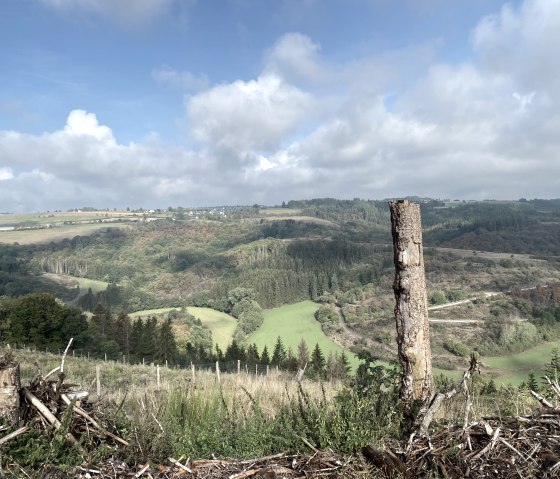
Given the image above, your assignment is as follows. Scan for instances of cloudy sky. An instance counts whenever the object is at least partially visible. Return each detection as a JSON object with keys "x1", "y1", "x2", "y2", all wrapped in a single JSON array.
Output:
[{"x1": 1, "y1": 0, "x2": 558, "y2": 212}]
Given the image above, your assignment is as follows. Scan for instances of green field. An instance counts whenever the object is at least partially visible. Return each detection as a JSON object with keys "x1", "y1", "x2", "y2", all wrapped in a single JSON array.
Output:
[
  {"x1": 483, "y1": 341, "x2": 560, "y2": 386},
  {"x1": 75, "y1": 277, "x2": 110, "y2": 295},
  {"x1": 0, "y1": 223, "x2": 129, "y2": 244},
  {"x1": 129, "y1": 307, "x2": 177, "y2": 319},
  {"x1": 248, "y1": 301, "x2": 359, "y2": 368},
  {"x1": 260, "y1": 208, "x2": 302, "y2": 216},
  {"x1": 186, "y1": 307, "x2": 237, "y2": 350}
]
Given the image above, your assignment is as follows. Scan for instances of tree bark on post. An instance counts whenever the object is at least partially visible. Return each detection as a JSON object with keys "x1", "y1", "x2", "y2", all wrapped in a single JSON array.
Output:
[
  {"x1": 0, "y1": 352, "x2": 21, "y2": 425},
  {"x1": 389, "y1": 200, "x2": 433, "y2": 427}
]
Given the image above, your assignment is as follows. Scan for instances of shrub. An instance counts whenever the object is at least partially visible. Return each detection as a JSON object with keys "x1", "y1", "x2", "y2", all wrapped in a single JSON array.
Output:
[{"x1": 443, "y1": 340, "x2": 470, "y2": 357}]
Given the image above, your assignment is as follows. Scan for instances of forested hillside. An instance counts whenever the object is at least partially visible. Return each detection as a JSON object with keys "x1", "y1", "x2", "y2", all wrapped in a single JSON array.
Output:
[{"x1": 2, "y1": 198, "x2": 560, "y2": 371}]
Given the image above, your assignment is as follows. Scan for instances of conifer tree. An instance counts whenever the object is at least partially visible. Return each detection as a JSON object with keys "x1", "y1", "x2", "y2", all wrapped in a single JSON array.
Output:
[
  {"x1": 215, "y1": 344, "x2": 224, "y2": 362},
  {"x1": 284, "y1": 347, "x2": 298, "y2": 372},
  {"x1": 260, "y1": 345, "x2": 271, "y2": 365},
  {"x1": 142, "y1": 316, "x2": 158, "y2": 362},
  {"x1": 310, "y1": 343, "x2": 326, "y2": 379},
  {"x1": 157, "y1": 317, "x2": 178, "y2": 365},
  {"x1": 225, "y1": 339, "x2": 245, "y2": 361},
  {"x1": 246, "y1": 343, "x2": 260, "y2": 364},
  {"x1": 130, "y1": 317, "x2": 144, "y2": 362},
  {"x1": 545, "y1": 348, "x2": 560, "y2": 382},
  {"x1": 527, "y1": 372, "x2": 539, "y2": 392},
  {"x1": 114, "y1": 311, "x2": 132, "y2": 358},
  {"x1": 338, "y1": 351, "x2": 351, "y2": 379},
  {"x1": 271, "y1": 336, "x2": 287, "y2": 367}
]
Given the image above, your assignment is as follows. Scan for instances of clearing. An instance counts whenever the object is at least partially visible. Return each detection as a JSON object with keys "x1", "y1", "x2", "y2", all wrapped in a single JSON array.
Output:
[
  {"x1": 185, "y1": 307, "x2": 237, "y2": 350},
  {"x1": 248, "y1": 301, "x2": 359, "y2": 368}
]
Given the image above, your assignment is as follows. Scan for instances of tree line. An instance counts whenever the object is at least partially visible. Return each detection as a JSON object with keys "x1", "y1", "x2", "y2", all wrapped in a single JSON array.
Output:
[{"x1": 0, "y1": 292, "x2": 351, "y2": 381}]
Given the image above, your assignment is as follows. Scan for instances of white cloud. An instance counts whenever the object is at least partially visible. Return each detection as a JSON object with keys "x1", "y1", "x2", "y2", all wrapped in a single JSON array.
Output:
[
  {"x1": 4, "y1": 0, "x2": 560, "y2": 211},
  {"x1": 186, "y1": 74, "x2": 316, "y2": 154},
  {"x1": 472, "y1": 0, "x2": 560, "y2": 96},
  {"x1": 264, "y1": 33, "x2": 328, "y2": 86},
  {"x1": 62, "y1": 110, "x2": 115, "y2": 142},
  {"x1": 0, "y1": 110, "x2": 217, "y2": 211},
  {"x1": 0, "y1": 167, "x2": 14, "y2": 181}
]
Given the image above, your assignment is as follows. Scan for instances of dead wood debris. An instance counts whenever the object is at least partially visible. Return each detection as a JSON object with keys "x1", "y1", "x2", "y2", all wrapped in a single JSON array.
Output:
[
  {"x1": 362, "y1": 365, "x2": 560, "y2": 478},
  {"x1": 0, "y1": 341, "x2": 128, "y2": 461},
  {"x1": 66, "y1": 450, "x2": 379, "y2": 478}
]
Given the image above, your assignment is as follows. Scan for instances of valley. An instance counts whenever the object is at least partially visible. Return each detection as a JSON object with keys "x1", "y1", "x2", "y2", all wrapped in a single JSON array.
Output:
[{"x1": 2, "y1": 198, "x2": 560, "y2": 387}]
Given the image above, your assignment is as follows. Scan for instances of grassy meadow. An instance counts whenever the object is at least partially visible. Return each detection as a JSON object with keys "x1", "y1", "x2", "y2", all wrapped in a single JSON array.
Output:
[
  {"x1": 249, "y1": 301, "x2": 360, "y2": 368},
  {"x1": 186, "y1": 307, "x2": 237, "y2": 350},
  {"x1": 482, "y1": 340, "x2": 560, "y2": 385},
  {"x1": 0, "y1": 223, "x2": 130, "y2": 244},
  {"x1": 129, "y1": 307, "x2": 177, "y2": 319},
  {"x1": 0, "y1": 209, "x2": 162, "y2": 244},
  {"x1": 260, "y1": 207, "x2": 302, "y2": 216}
]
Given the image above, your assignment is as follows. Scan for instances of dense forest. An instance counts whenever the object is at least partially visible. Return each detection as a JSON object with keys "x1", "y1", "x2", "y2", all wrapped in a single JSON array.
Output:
[{"x1": 2, "y1": 197, "x2": 560, "y2": 366}]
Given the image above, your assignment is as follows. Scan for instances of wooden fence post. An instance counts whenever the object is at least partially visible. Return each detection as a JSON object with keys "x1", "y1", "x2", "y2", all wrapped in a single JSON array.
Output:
[
  {"x1": 96, "y1": 365, "x2": 101, "y2": 397},
  {"x1": 216, "y1": 361, "x2": 221, "y2": 383},
  {"x1": 237, "y1": 360, "x2": 241, "y2": 374},
  {"x1": 191, "y1": 362, "x2": 195, "y2": 383},
  {"x1": 389, "y1": 200, "x2": 433, "y2": 426},
  {"x1": 156, "y1": 365, "x2": 161, "y2": 390}
]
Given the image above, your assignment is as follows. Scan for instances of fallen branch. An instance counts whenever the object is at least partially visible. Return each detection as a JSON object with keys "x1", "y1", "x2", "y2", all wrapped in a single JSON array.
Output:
[
  {"x1": 22, "y1": 388, "x2": 83, "y2": 452},
  {"x1": 531, "y1": 390, "x2": 554, "y2": 408},
  {"x1": 60, "y1": 337, "x2": 73, "y2": 374},
  {"x1": 133, "y1": 464, "x2": 150, "y2": 478},
  {"x1": 169, "y1": 457, "x2": 192, "y2": 473},
  {"x1": 61, "y1": 393, "x2": 129, "y2": 447},
  {"x1": 0, "y1": 426, "x2": 29, "y2": 446}
]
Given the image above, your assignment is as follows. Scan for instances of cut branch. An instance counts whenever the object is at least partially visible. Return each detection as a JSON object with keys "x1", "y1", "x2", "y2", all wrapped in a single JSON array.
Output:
[{"x1": 23, "y1": 388, "x2": 83, "y2": 452}]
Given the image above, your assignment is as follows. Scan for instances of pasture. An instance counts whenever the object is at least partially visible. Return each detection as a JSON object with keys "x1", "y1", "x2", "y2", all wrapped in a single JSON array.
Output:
[
  {"x1": 129, "y1": 307, "x2": 177, "y2": 319},
  {"x1": 42, "y1": 273, "x2": 109, "y2": 296},
  {"x1": 482, "y1": 341, "x2": 560, "y2": 385},
  {"x1": 127, "y1": 307, "x2": 237, "y2": 350},
  {"x1": 260, "y1": 207, "x2": 302, "y2": 216},
  {"x1": 0, "y1": 223, "x2": 129, "y2": 244},
  {"x1": 186, "y1": 307, "x2": 237, "y2": 350},
  {"x1": 248, "y1": 301, "x2": 359, "y2": 367}
]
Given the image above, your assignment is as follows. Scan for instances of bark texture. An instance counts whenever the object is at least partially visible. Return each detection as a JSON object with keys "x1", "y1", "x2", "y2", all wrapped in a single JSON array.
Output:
[
  {"x1": 0, "y1": 361, "x2": 21, "y2": 425},
  {"x1": 389, "y1": 200, "x2": 433, "y2": 414}
]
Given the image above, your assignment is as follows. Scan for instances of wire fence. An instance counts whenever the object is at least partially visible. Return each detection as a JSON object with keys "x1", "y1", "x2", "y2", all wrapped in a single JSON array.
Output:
[{"x1": 4, "y1": 342, "x2": 301, "y2": 394}]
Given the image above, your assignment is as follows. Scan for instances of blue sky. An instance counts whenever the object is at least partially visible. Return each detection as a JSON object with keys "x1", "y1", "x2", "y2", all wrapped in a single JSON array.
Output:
[{"x1": 2, "y1": 0, "x2": 558, "y2": 212}]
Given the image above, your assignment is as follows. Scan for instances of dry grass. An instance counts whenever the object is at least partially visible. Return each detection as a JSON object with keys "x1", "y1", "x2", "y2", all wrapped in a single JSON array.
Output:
[
  {"x1": 9, "y1": 346, "x2": 340, "y2": 415},
  {"x1": 0, "y1": 223, "x2": 130, "y2": 244}
]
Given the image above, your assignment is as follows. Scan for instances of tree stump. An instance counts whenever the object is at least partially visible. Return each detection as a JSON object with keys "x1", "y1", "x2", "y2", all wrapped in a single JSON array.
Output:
[
  {"x1": 389, "y1": 200, "x2": 433, "y2": 426},
  {"x1": 0, "y1": 353, "x2": 21, "y2": 425}
]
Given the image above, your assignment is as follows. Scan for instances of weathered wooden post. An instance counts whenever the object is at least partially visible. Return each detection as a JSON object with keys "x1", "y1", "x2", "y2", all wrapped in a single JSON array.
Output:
[
  {"x1": 0, "y1": 349, "x2": 21, "y2": 425},
  {"x1": 96, "y1": 365, "x2": 101, "y2": 397},
  {"x1": 389, "y1": 200, "x2": 433, "y2": 425}
]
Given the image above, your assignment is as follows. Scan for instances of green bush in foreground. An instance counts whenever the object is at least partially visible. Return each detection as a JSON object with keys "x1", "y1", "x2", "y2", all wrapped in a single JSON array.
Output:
[{"x1": 126, "y1": 379, "x2": 402, "y2": 461}]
